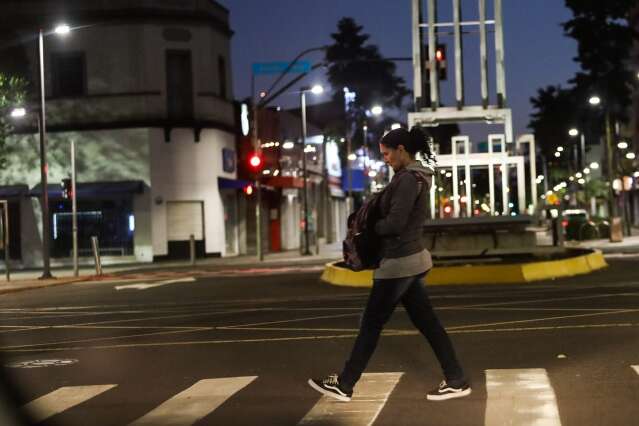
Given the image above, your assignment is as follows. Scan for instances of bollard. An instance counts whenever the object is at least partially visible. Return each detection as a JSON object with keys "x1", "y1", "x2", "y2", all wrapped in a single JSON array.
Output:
[
  {"x1": 189, "y1": 234, "x2": 196, "y2": 266},
  {"x1": 552, "y1": 217, "x2": 564, "y2": 247},
  {"x1": 91, "y1": 236, "x2": 102, "y2": 276},
  {"x1": 0, "y1": 201, "x2": 9, "y2": 281}
]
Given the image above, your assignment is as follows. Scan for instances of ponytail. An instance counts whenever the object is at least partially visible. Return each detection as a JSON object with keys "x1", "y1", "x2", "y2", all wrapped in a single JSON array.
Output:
[
  {"x1": 379, "y1": 126, "x2": 437, "y2": 167},
  {"x1": 408, "y1": 126, "x2": 436, "y2": 167}
]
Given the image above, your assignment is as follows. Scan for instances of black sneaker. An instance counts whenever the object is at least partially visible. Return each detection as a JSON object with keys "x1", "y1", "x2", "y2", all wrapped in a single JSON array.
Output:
[
  {"x1": 308, "y1": 374, "x2": 352, "y2": 402},
  {"x1": 426, "y1": 380, "x2": 472, "y2": 401}
]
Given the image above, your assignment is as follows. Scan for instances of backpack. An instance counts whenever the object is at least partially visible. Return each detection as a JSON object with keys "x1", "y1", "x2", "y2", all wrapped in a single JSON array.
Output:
[
  {"x1": 342, "y1": 169, "x2": 427, "y2": 271},
  {"x1": 342, "y1": 190, "x2": 384, "y2": 271}
]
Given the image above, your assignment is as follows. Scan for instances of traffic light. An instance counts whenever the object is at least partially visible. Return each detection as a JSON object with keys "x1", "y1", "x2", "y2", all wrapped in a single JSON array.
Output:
[
  {"x1": 424, "y1": 44, "x2": 447, "y2": 81},
  {"x1": 247, "y1": 151, "x2": 264, "y2": 175},
  {"x1": 435, "y1": 44, "x2": 446, "y2": 80},
  {"x1": 243, "y1": 184, "x2": 254, "y2": 195},
  {"x1": 61, "y1": 178, "x2": 73, "y2": 200}
]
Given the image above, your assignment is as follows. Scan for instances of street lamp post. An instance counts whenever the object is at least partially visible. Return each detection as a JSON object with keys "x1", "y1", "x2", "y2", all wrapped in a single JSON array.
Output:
[
  {"x1": 589, "y1": 95, "x2": 622, "y2": 240},
  {"x1": 299, "y1": 84, "x2": 323, "y2": 256},
  {"x1": 34, "y1": 24, "x2": 70, "y2": 279},
  {"x1": 37, "y1": 28, "x2": 52, "y2": 279}
]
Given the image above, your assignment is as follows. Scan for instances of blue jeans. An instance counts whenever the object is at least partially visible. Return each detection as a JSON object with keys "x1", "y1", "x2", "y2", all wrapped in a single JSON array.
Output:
[{"x1": 338, "y1": 272, "x2": 466, "y2": 391}]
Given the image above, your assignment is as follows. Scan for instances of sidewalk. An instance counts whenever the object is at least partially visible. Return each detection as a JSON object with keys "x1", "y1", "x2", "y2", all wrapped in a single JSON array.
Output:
[
  {"x1": 0, "y1": 242, "x2": 344, "y2": 295},
  {"x1": 569, "y1": 233, "x2": 639, "y2": 254}
]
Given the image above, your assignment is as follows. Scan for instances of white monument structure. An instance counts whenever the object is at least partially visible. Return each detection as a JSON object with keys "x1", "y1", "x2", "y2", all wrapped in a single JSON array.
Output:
[{"x1": 408, "y1": 0, "x2": 538, "y2": 219}]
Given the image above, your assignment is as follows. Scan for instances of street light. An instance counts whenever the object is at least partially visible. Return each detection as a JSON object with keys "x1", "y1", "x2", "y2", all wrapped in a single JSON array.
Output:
[
  {"x1": 54, "y1": 24, "x2": 71, "y2": 35},
  {"x1": 32, "y1": 23, "x2": 71, "y2": 279},
  {"x1": 371, "y1": 105, "x2": 383, "y2": 116},
  {"x1": 588, "y1": 94, "x2": 624, "y2": 238},
  {"x1": 299, "y1": 84, "x2": 323, "y2": 256},
  {"x1": 568, "y1": 128, "x2": 586, "y2": 170},
  {"x1": 10, "y1": 107, "x2": 26, "y2": 119}
]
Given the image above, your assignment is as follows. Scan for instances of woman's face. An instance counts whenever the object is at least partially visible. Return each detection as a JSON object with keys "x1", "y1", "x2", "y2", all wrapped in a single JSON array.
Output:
[{"x1": 379, "y1": 143, "x2": 409, "y2": 172}]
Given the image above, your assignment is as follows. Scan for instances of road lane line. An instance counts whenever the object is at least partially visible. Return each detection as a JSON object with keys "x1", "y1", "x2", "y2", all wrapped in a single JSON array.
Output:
[
  {"x1": 632, "y1": 365, "x2": 639, "y2": 376},
  {"x1": 485, "y1": 369, "x2": 561, "y2": 426},
  {"x1": 23, "y1": 384, "x2": 117, "y2": 423},
  {"x1": 299, "y1": 372, "x2": 403, "y2": 426},
  {"x1": 129, "y1": 376, "x2": 257, "y2": 426},
  {"x1": 0, "y1": 327, "x2": 212, "y2": 350},
  {"x1": 448, "y1": 309, "x2": 639, "y2": 331},
  {"x1": 222, "y1": 313, "x2": 360, "y2": 329},
  {"x1": 2, "y1": 323, "x2": 638, "y2": 353},
  {"x1": 447, "y1": 293, "x2": 637, "y2": 310},
  {"x1": 114, "y1": 277, "x2": 196, "y2": 291}
]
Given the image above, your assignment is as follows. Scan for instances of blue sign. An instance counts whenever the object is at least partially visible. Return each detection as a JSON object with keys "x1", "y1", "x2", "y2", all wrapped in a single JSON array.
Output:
[
  {"x1": 222, "y1": 148, "x2": 236, "y2": 173},
  {"x1": 252, "y1": 61, "x2": 311, "y2": 75}
]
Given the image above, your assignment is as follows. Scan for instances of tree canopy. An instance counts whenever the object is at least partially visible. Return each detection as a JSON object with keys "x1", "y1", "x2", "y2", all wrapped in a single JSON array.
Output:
[{"x1": 0, "y1": 73, "x2": 28, "y2": 170}]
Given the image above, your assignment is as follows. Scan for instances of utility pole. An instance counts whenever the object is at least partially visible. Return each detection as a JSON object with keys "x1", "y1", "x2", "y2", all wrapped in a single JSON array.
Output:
[{"x1": 71, "y1": 140, "x2": 78, "y2": 277}]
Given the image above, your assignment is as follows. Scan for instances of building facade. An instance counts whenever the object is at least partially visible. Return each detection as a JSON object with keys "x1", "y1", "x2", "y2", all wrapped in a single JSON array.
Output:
[{"x1": 0, "y1": 0, "x2": 241, "y2": 266}]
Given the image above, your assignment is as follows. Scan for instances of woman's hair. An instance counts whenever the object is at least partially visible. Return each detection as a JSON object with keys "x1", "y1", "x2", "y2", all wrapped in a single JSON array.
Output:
[{"x1": 379, "y1": 126, "x2": 436, "y2": 166}]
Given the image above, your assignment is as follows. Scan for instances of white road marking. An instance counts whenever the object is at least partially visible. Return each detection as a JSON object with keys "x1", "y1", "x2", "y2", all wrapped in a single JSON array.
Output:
[
  {"x1": 115, "y1": 277, "x2": 196, "y2": 291},
  {"x1": 632, "y1": 365, "x2": 639, "y2": 376},
  {"x1": 23, "y1": 384, "x2": 117, "y2": 423},
  {"x1": 485, "y1": 369, "x2": 561, "y2": 426},
  {"x1": 2, "y1": 322, "x2": 639, "y2": 353},
  {"x1": 299, "y1": 372, "x2": 403, "y2": 426},
  {"x1": 129, "y1": 376, "x2": 257, "y2": 426}
]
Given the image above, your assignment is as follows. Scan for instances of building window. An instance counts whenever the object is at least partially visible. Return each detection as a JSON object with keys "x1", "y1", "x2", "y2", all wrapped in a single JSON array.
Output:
[
  {"x1": 166, "y1": 50, "x2": 194, "y2": 120},
  {"x1": 51, "y1": 52, "x2": 86, "y2": 97},
  {"x1": 218, "y1": 55, "x2": 227, "y2": 99}
]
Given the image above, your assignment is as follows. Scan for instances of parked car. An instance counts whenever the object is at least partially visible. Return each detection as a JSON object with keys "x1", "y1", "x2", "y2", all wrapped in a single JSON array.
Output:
[{"x1": 562, "y1": 209, "x2": 598, "y2": 240}]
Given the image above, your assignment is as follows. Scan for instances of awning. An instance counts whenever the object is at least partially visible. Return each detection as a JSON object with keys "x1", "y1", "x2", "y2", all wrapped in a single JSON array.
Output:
[
  {"x1": 0, "y1": 184, "x2": 29, "y2": 198},
  {"x1": 218, "y1": 177, "x2": 251, "y2": 190},
  {"x1": 30, "y1": 180, "x2": 145, "y2": 198}
]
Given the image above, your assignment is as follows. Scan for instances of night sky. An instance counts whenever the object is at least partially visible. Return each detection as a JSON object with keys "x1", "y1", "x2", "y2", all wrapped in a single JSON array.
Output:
[{"x1": 217, "y1": 0, "x2": 580, "y2": 140}]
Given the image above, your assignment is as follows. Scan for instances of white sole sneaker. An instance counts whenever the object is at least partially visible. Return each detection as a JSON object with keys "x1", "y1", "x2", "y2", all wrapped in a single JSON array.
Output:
[
  {"x1": 427, "y1": 386, "x2": 472, "y2": 401},
  {"x1": 308, "y1": 378, "x2": 352, "y2": 402}
]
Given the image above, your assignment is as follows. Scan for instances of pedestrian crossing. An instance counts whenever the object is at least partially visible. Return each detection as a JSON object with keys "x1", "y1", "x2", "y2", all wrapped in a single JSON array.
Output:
[{"x1": 19, "y1": 366, "x2": 639, "y2": 425}]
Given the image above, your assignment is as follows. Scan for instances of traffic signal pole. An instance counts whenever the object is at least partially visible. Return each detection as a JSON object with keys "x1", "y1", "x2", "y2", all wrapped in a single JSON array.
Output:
[{"x1": 251, "y1": 73, "x2": 263, "y2": 261}]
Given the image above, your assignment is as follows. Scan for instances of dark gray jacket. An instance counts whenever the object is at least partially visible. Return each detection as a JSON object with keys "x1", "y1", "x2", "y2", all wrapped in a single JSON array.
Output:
[{"x1": 374, "y1": 162, "x2": 433, "y2": 259}]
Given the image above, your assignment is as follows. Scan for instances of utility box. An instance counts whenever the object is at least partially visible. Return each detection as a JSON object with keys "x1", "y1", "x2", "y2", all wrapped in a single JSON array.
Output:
[{"x1": 610, "y1": 216, "x2": 623, "y2": 242}]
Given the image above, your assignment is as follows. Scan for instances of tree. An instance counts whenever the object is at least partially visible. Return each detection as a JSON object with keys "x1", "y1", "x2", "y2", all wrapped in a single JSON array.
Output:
[
  {"x1": 0, "y1": 73, "x2": 27, "y2": 169},
  {"x1": 325, "y1": 17, "x2": 410, "y2": 111},
  {"x1": 563, "y1": 0, "x2": 639, "y2": 121},
  {"x1": 529, "y1": 85, "x2": 581, "y2": 165}
]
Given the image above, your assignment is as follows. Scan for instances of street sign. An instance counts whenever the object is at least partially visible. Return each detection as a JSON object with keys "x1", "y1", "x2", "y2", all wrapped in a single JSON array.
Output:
[{"x1": 252, "y1": 61, "x2": 311, "y2": 75}]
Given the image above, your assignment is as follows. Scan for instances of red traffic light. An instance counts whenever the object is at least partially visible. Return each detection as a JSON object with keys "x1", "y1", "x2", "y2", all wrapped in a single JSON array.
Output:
[{"x1": 247, "y1": 152, "x2": 263, "y2": 173}]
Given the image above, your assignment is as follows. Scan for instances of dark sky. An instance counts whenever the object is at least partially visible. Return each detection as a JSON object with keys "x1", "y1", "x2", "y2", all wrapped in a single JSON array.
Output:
[{"x1": 217, "y1": 0, "x2": 580, "y2": 139}]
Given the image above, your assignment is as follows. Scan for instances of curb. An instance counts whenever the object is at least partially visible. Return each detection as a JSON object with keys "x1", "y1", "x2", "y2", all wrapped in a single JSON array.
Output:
[
  {"x1": 0, "y1": 277, "x2": 91, "y2": 295},
  {"x1": 320, "y1": 250, "x2": 608, "y2": 287}
]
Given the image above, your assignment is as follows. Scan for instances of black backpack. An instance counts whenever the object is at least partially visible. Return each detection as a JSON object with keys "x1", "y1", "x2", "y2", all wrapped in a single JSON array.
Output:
[
  {"x1": 342, "y1": 170, "x2": 427, "y2": 271},
  {"x1": 342, "y1": 190, "x2": 384, "y2": 271}
]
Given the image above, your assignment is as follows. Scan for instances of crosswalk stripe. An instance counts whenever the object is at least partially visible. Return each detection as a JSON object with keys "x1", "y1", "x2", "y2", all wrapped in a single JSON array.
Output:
[
  {"x1": 129, "y1": 376, "x2": 257, "y2": 426},
  {"x1": 485, "y1": 369, "x2": 561, "y2": 426},
  {"x1": 632, "y1": 365, "x2": 639, "y2": 375},
  {"x1": 299, "y1": 372, "x2": 403, "y2": 426},
  {"x1": 23, "y1": 384, "x2": 117, "y2": 423}
]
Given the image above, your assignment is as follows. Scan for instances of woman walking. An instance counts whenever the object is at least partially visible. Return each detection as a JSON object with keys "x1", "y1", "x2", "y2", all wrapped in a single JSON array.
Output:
[{"x1": 308, "y1": 127, "x2": 471, "y2": 402}]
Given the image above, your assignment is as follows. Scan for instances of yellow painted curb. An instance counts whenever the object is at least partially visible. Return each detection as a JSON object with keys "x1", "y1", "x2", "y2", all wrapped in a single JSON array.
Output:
[{"x1": 322, "y1": 250, "x2": 608, "y2": 287}]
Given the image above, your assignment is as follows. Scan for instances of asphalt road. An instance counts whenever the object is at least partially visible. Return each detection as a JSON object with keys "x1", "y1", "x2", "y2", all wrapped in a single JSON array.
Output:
[{"x1": 0, "y1": 257, "x2": 638, "y2": 426}]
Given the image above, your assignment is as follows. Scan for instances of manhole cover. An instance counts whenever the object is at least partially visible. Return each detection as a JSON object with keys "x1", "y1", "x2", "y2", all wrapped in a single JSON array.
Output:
[{"x1": 5, "y1": 359, "x2": 79, "y2": 369}]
